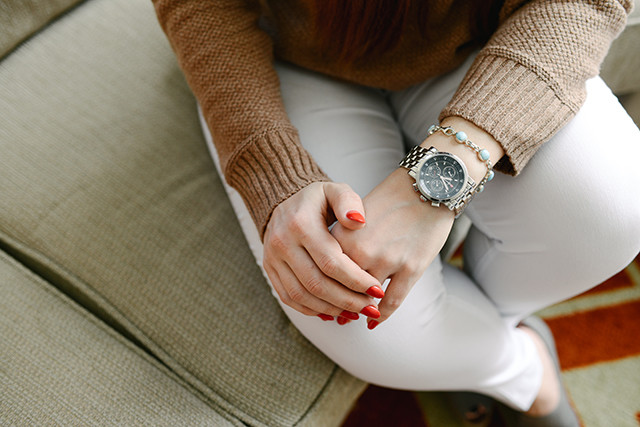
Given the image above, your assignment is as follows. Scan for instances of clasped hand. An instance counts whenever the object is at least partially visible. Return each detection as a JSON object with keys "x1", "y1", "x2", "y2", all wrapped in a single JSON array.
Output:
[{"x1": 263, "y1": 169, "x2": 455, "y2": 328}]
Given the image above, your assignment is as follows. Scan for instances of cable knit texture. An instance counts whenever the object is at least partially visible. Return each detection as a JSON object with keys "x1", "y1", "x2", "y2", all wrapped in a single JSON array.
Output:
[{"x1": 152, "y1": 0, "x2": 631, "y2": 238}]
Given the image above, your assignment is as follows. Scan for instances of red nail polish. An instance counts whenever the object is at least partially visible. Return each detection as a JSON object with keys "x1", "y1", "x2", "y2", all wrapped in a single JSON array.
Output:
[
  {"x1": 346, "y1": 210, "x2": 366, "y2": 224},
  {"x1": 360, "y1": 305, "x2": 380, "y2": 319},
  {"x1": 317, "y1": 314, "x2": 334, "y2": 321},
  {"x1": 367, "y1": 320, "x2": 379, "y2": 330},
  {"x1": 366, "y1": 286, "x2": 385, "y2": 298},
  {"x1": 339, "y1": 310, "x2": 359, "y2": 320},
  {"x1": 337, "y1": 317, "x2": 349, "y2": 325}
]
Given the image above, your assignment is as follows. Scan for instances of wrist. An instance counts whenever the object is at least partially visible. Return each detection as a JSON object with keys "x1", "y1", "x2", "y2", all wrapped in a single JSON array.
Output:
[
  {"x1": 397, "y1": 117, "x2": 501, "y2": 217},
  {"x1": 422, "y1": 117, "x2": 504, "y2": 184},
  {"x1": 371, "y1": 168, "x2": 456, "y2": 220}
]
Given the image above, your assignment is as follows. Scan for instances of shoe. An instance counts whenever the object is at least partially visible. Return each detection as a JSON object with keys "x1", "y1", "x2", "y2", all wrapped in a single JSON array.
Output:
[
  {"x1": 444, "y1": 391, "x2": 495, "y2": 427},
  {"x1": 498, "y1": 316, "x2": 580, "y2": 427}
]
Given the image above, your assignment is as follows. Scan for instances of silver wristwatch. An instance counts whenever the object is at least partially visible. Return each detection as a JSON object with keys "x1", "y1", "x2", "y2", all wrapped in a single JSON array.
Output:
[{"x1": 399, "y1": 145, "x2": 477, "y2": 217}]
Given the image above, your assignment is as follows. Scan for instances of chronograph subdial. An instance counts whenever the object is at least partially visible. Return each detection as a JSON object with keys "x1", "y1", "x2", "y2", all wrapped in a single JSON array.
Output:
[{"x1": 426, "y1": 164, "x2": 441, "y2": 177}]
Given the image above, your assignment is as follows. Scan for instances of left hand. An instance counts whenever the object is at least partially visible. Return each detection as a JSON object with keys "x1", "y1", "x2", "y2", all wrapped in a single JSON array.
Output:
[{"x1": 331, "y1": 168, "x2": 456, "y2": 326}]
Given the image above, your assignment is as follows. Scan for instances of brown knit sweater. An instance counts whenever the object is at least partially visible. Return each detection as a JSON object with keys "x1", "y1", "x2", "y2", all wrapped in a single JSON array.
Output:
[{"x1": 152, "y1": 0, "x2": 631, "y2": 238}]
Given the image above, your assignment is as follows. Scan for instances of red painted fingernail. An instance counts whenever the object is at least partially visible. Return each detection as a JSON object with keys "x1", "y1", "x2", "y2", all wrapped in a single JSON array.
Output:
[
  {"x1": 337, "y1": 317, "x2": 349, "y2": 325},
  {"x1": 366, "y1": 286, "x2": 385, "y2": 298},
  {"x1": 367, "y1": 320, "x2": 379, "y2": 330},
  {"x1": 317, "y1": 314, "x2": 334, "y2": 321},
  {"x1": 339, "y1": 310, "x2": 359, "y2": 320},
  {"x1": 360, "y1": 305, "x2": 381, "y2": 319},
  {"x1": 346, "y1": 210, "x2": 366, "y2": 224}
]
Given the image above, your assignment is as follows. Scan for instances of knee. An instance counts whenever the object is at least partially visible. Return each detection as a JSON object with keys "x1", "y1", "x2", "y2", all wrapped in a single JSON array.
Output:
[
  {"x1": 558, "y1": 77, "x2": 640, "y2": 265},
  {"x1": 597, "y1": 196, "x2": 640, "y2": 267},
  {"x1": 553, "y1": 169, "x2": 640, "y2": 271}
]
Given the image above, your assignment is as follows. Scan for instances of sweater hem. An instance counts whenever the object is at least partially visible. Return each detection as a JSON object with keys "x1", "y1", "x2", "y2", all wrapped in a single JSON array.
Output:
[
  {"x1": 440, "y1": 53, "x2": 576, "y2": 176},
  {"x1": 225, "y1": 127, "x2": 330, "y2": 239}
]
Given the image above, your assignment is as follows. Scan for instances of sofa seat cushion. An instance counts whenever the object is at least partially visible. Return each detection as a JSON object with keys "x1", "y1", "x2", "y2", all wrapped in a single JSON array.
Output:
[
  {"x1": 600, "y1": 5, "x2": 640, "y2": 95},
  {"x1": 0, "y1": 0, "x2": 365, "y2": 425},
  {"x1": 0, "y1": 250, "x2": 233, "y2": 426},
  {"x1": 0, "y1": 0, "x2": 85, "y2": 58}
]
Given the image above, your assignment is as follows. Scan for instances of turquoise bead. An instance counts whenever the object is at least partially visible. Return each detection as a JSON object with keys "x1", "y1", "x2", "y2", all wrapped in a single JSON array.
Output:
[
  {"x1": 476, "y1": 184, "x2": 485, "y2": 193},
  {"x1": 487, "y1": 170, "x2": 495, "y2": 181},
  {"x1": 479, "y1": 149, "x2": 490, "y2": 161},
  {"x1": 455, "y1": 131, "x2": 467, "y2": 142}
]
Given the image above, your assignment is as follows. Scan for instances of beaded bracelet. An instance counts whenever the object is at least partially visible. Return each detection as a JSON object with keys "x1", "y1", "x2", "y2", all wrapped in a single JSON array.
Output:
[{"x1": 427, "y1": 124, "x2": 495, "y2": 193}]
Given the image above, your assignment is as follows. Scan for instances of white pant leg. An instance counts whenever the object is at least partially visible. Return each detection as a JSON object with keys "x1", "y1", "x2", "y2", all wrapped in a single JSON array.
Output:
[
  {"x1": 464, "y1": 77, "x2": 640, "y2": 324},
  {"x1": 199, "y1": 60, "x2": 542, "y2": 410},
  {"x1": 391, "y1": 61, "x2": 640, "y2": 325}
]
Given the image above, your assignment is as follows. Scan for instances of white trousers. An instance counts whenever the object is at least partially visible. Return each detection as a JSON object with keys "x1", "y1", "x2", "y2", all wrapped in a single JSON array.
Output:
[{"x1": 199, "y1": 54, "x2": 640, "y2": 410}]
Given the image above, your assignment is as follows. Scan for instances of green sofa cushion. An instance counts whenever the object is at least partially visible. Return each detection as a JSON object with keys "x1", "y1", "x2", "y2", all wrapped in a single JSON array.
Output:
[
  {"x1": 0, "y1": 0, "x2": 85, "y2": 58},
  {"x1": 0, "y1": 250, "x2": 234, "y2": 426},
  {"x1": 600, "y1": 5, "x2": 640, "y2": 95},
  {"x1": 0, "y1": 0, "x2": 365, "y2": 425}
]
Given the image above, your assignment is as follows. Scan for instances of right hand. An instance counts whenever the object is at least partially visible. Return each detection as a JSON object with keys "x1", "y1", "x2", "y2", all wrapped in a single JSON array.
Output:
[{"x1": 263, "y1": 182, "x2": 384, "y2": 320}]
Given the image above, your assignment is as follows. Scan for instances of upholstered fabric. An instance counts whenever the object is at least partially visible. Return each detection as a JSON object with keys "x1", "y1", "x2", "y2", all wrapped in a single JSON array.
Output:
[
  {"x1": 600, "y1": 5, "x2": 640, "y2": 95},
  {"x1": 0, "y1": 0, "x2": 365, "y2": 425},
  {"x1": 0, "y1": 250, "x2": 234, "y2": 426},
  {"x1": 0, "y1": 0, "x2": 85, "y2": 58}
]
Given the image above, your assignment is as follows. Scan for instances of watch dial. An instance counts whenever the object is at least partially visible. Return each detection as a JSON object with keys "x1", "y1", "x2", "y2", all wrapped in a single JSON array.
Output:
[{"x1": 418, "y1": 154, "x2": 466, "y2": 201}]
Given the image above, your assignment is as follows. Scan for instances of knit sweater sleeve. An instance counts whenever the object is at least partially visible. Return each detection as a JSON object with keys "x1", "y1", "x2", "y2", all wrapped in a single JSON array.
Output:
[
  {"x1": 152, "y1": 0, "x2": 329, "y2": 239},
  {"x1": 440, "y1": 0, "x2": 632, "y2": 175}
]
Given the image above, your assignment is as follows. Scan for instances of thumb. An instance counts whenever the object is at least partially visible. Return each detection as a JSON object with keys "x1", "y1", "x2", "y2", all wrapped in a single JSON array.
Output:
[{"x1": 324, "y1": 182, "x2": 366, "y2": 230}]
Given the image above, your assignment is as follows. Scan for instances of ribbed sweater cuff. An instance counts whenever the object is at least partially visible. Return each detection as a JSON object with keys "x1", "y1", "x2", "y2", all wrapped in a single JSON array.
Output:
[
  {"x1": 225, "y1": 127, "x2": 330, "y2": 240},
  {"x1": 439, "y1": 53, "x2": 577, "y2": 175}
]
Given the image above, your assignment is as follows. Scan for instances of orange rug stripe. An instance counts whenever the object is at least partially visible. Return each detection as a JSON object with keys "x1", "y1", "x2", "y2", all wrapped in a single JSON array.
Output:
[
  {"x1": 579, "y1": 268, "x2": 634, "y2": 296},
  {"x1": 545, "y1": 300, "x2": 640, "y2": 370}
]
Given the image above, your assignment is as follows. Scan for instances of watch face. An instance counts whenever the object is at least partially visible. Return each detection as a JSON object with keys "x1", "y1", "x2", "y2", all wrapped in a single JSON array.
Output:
[{"x1": 417, "y1": 154, "x2": 466, "y2": 201}]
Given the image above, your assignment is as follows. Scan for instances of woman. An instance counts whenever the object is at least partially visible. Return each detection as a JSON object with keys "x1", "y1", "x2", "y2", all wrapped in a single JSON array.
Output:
[{"x1": 153, "y1": 0, "x2": 640, "y2": 424}]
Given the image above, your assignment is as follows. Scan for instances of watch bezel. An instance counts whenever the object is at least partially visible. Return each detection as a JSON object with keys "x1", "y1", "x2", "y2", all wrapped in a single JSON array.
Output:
[{"x1": 414, "y1": 151, "x2": 469, "y2": 203}]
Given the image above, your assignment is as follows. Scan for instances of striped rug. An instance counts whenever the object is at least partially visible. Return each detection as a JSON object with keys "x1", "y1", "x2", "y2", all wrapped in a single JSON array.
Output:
[{"x1": 343, "y1": 254, "x2": 640, "y2": 427}]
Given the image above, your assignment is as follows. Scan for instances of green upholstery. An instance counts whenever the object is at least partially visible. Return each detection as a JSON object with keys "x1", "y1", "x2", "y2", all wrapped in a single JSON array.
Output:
[
  {"x1": 0, "y1": 0, "x2": 84, "y2": 57},
  {"x1": 0, "y1": 250, "x2": 233, "y2": 426},
  {"x1": 600, "y1": 5, "x2": 640, "y2": 95},
  {"x1": 0, "y1": 0, "x2": 365, "y2": 425}
]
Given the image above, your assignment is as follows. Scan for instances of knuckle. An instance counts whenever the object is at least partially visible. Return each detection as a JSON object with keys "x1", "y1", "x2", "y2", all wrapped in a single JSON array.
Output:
[
  {"x1": 335, "y1": 183, "x2": 355, "y2": 202},
  {"x1": 384, "y1": 297, "x2": 402, "y2": 311},
  {"x1": 267, "y1": 232, "x2": 289, "y2": 254},
  {"x1": 404, "y1": 263, "x2": 420, "y2": 279},
  {"x1": 288, "y1": 213, "x2": 310, "y2": 235},
  {"x1": 405, "y1": 259, "x2": 427, "y2": 281},
  {"x1": 288, "y1": 287, "x2": 306, "y2": 304},
  {"x1": 303, "y1": 276, "x2": 324, "y2": 296},
  {"x1": 317, "y1": 254, "x2": 339, "y2": 276}
]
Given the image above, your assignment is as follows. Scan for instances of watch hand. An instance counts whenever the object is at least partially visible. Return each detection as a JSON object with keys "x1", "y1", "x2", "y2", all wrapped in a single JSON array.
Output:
[{"x1": 440, "y1": 176, "x2": 453, "y2": 188}]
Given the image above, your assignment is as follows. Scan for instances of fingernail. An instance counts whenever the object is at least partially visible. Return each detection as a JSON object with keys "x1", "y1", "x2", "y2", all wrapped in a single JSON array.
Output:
[
  {"x1": 317, "y1": 314, "x2": 334, "y2": 321},
  {"x1": 337, "y1": 317, "x2": 350, "y2": 325},
  {"x1": 339, "y1": 310, "x2": 359, "y2": 320},
  {"x1": 346, "y1": 210, "x2": 366, "y2": 224},
  {"x1": 360, "y1": 305, "x2": 381, "y2": 319},
  {"x1": 366, "y1": 285, "x2": 385, "y2": 298},
  {"x1": 367, "y1": 320, "x2": 379, "y2": 330}
]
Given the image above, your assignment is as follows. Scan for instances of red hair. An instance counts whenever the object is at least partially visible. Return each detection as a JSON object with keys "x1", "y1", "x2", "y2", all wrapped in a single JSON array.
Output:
[
  {"x1": 314, "y1": 0, "x2": 411, "y2": 63},
  {"x1": 314, "y1": 1, "x2": 503, "y2": 64}
]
